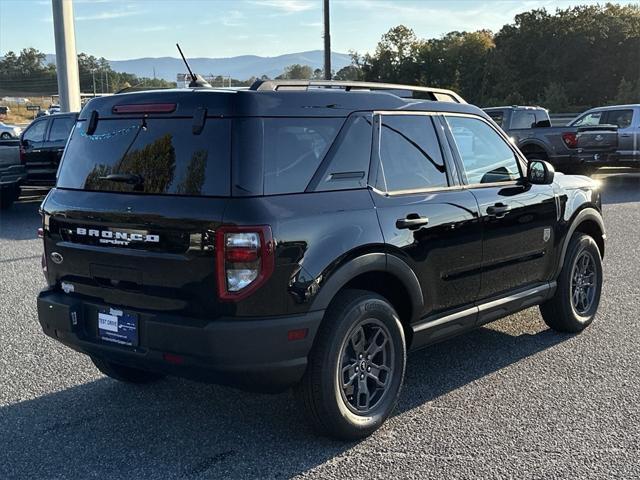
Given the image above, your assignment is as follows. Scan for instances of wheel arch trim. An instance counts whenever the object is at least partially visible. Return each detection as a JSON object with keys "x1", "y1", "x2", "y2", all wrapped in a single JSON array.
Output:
[
  {"x1": 557, "y1": 207, "x2": 605, "y2": 276},
  {"x1": 308, "y1": 252, "x2": 424, "y2": 321}
]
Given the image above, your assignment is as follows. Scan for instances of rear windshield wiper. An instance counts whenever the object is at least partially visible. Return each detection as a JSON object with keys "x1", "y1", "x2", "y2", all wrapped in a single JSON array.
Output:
[{"x1": 99, "y1": 173, "x2": 144, "y2": 185}]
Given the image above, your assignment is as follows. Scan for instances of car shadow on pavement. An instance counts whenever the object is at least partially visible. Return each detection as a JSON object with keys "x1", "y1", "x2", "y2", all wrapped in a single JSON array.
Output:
[
  {"x1": 0, "y1": 199, "x2": 42, "y2": 241},
  {"x1": 0, "y1": 321, "x2": 569, "y2": 479}
]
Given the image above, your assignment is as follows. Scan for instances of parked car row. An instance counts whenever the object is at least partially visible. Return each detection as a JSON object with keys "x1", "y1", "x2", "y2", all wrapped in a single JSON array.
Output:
[
  {"x1": 484, "y1": 104, "x2": 640, "y2": 174},
  {"x1": 0, "y1": 112, "x2": 77, "y2": 209}
]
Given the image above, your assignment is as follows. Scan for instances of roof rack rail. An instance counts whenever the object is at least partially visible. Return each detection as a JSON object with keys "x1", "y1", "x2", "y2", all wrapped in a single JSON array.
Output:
[{"x1": 249, "y1": 79, "x2": 466, "y2": 104}]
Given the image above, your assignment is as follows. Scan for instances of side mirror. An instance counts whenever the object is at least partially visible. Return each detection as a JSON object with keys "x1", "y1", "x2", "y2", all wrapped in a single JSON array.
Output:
[{"x1": 527, "y1": 159, "x2": 555, "y2": 185}]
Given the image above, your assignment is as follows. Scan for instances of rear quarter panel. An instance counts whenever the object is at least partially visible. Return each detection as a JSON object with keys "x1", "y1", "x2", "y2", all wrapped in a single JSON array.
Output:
[{"x1": 222, "y1": 189, "x2": 383, "y2": 316}]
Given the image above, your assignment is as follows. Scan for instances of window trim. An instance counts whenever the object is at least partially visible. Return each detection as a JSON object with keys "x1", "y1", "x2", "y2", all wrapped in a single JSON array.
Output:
[
  {"x1": 440, "y1": 112, "x2": 526, "y2": 188},
  {"x1": 306, "y1": 112, "x2": 374, "y2": 193},
  {"x1": 370, "y1": 110, "x2": 455, "y2": 196}
]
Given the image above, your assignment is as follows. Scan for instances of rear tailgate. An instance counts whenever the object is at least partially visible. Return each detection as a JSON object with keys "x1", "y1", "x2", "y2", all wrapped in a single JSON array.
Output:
[
  {"x1": 43, "y1": 190, "x2": 228, "y2": 318},
  {"x1": 577, "y1": 124, "x2": 618, "y2": 151},
  {"x1": 42, "y1": 91, "x2": 234, "y2": 319}
]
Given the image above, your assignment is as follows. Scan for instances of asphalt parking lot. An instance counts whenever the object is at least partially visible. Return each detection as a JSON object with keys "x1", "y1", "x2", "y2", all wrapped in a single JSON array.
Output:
[{"x1": 1, "y1": 170, "x2": 639, "y2": 479}]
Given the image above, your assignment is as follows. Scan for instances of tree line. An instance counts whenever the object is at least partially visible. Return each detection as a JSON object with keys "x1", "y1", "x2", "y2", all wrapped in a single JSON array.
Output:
[
  {"x1": 0, "y1": 48, "x2": 175, "y2": 96},
  {"x1": 345, "y1": 3, "x2": 640, "y2": 111},
  {"x1": 1, "y1": 3, "x2": 638, "y2": 111},
  {"x1": 274, "y1": 4, "x2": 640, "y2": 111}
]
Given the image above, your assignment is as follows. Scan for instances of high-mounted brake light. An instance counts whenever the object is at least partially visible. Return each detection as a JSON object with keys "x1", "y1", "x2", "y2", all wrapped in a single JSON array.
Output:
[
  {"x1": 112, "y1": 103, "x2": 176, "y2": 114},
  {"x1": 562, "y1": 132, "x2": 578, "y2": 149},
  {"x1": 216, "y1": 226, "x2": 274, "y2": 301}
]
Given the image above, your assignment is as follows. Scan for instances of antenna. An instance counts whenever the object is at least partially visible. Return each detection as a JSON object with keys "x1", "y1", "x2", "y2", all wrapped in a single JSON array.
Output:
[{"x1": 176, "y1": 43, "x2": 196, "y2": 84}]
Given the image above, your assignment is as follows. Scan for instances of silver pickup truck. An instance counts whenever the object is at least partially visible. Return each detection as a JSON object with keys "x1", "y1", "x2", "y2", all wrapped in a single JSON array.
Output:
[
  {"x1": 0, "y1": 139, "x2": 26, "y2": 209},
  {"x1": 569, "y1": 104, "x2": 640, "y2": 164},
  {"x1": 484, "y1": 105, "x2": 620, "y2": 175}
]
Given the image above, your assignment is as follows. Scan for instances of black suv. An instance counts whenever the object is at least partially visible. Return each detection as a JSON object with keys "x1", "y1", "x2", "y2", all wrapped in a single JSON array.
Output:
[
  {"x1": 37, "y1": 81, "x2": 605, "y2": 440},
  {"x1": 20, "y1": 112, "x2": 78, "y2": 186}
]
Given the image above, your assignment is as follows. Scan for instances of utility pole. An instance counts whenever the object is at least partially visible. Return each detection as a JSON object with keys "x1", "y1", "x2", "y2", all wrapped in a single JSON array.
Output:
[
  {"x1": 323, "y1": 0, "x2": 331, "y2": 80},
  {"x1": 91, "y1": 69, "x2": 96, "y2": 96},
  {"x1": 52, "y1": 0, "x2": 81, "y2": 112}
]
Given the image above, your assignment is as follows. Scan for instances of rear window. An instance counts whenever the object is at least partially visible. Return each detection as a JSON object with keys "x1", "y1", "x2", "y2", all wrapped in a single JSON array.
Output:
[
  {"x1": 57, "y1": 118, "x2": 231, "y2": 196},
  {"x1": 232, "y1": 117, "x2": 342, "y2": 195},
  {"x1": 486, "y1": 111, "x2": 505, "y2": 128},
  {"x1": 511, "y1": 111, "x2": 536, "y2": 129}
]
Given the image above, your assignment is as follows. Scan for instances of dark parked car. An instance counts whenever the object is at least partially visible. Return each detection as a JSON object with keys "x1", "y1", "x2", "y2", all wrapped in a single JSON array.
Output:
[
  {"x1": 38, "y1": 81, "x2": 605, "y2": 439},
  {"x1": 0, "y1": 138, "x2": 26, "y2": 209},
  {"x1": 20, "y1": 112, "x2": 78, "y2": 186},
  {"x1": 484, "y1": 105, "x2": 618, "y2": 175}
]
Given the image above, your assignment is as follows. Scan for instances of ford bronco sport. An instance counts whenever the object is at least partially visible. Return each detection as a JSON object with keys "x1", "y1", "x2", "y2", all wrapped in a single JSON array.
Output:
[{"x1": 37, "y1": 80, "x2": 605, "y2": 440}]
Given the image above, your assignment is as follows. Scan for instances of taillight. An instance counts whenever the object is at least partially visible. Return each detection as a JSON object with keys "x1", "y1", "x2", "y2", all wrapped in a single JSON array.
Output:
[
  {"x1": 216, "y1": 226, "x2": 274, "y2": 301},
  {"x1": 19, "y1": 145, "x2": 26, "y2": 164},
  {"x1": 39, "y1": 227, "x2": 47, "y2": 280},
  {"x1": 562, "y1": 132, "x2": 578, "y2": 149},
  {"x1": 112, "y1": 103, "x2": 176, "y2": 114}
]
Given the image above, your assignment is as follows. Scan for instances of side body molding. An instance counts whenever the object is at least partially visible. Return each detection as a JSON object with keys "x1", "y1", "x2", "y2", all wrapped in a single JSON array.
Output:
[{"x1": 308, "y1": 252, "x2": 424, "y2": 321}]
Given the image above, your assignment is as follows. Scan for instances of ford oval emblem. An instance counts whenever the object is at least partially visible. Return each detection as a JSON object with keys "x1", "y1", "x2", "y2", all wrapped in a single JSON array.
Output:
[{"x1": 50, "y1": 252, "x2": 64, "y2": 264}]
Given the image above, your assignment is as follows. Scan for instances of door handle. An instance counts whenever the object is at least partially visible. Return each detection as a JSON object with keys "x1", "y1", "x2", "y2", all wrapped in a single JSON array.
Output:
[
  {"x1": 486, "y1": 203, "x2": 511, "y2": 218},
  {"x1": 620, "y1": 134, "x2": 631, "y2": 138},
  {"x1": 396, "y1": 214, "x2": 429, "y2": 230}
]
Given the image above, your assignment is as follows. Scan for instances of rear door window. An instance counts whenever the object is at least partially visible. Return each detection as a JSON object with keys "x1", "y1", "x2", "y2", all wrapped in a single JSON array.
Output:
[
  {"x1": 48, "y1": 116, "x2": 76, "y2": 143},
  {"x1": 603, "y1": 109, "x2": 634, "y2": 128},
  {"x1": 57, "y1": 118, "x2": 231, "y2": 196},
  {"x1": 376, "y1": 115, "x2": 448, "y2": 192}
]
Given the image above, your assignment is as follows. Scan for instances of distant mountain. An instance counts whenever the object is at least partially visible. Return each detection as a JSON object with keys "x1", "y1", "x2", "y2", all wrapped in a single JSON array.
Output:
[{"x1": 43, "y1": 50, "x2": 352, "y2": 81}]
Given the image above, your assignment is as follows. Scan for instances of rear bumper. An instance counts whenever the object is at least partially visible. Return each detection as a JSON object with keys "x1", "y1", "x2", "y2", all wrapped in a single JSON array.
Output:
[
  {"x1": 552, "y1": 152, "x2": 624, "y2": 167},
  {"x1": 37, "y1": 289, "x2": 323, "y2": 392}
]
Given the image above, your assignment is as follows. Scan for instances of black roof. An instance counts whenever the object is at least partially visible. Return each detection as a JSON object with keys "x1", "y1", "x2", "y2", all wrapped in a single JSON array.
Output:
[{"x1": 79, "y1": 81, "x2": 487, "y2": 120}]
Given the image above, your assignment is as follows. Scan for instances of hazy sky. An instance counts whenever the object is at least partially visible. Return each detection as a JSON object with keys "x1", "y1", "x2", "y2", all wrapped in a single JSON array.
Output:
[{"x1": 0, "y1": 0, "x2": 633, "y2": 59}]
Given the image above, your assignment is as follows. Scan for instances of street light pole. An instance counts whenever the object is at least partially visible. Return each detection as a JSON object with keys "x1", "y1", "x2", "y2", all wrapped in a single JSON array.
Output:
[
  {"x1": 323, "y1": 0, "x2": 331, "y2": 80},
  {"x1": 51, "y1": 0, "x2": 81, "y2": 112}
]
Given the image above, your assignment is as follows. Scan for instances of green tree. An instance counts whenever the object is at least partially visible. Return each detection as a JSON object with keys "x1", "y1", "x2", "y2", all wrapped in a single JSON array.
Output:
[
  {"x1": 276, "y1": 64, "x2": 314, "y2": 80},
  {"x1": 541, "y1": 82, "x2": 569, "y2": 112},
  {"x1": 176, "y1": 150, "x2": 207, "y2": 195},
  {"x1": 334, "y1": 64, "x2": 363, "y2": 81},
  {"x1": 613, "y1": 78, "x2": 640, "y2": 105}
]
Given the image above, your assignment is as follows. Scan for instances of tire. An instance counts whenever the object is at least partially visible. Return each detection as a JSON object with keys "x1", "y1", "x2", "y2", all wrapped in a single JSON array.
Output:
[
  {"x1": 297, "y1": 289, "x2": 406, "y2": 440},
  {"x1": 91, "y1": 357, "x2": 165, "y2": 384},
  {"x1": 540, "y1": 233, "x2": 603, "y2": 333},
  {"x1": 0, "y1": 132, "x2": 11, "y2": 140},
  {"x1": 0, "y1": 185, "x2": 19, "y2": 210}
]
